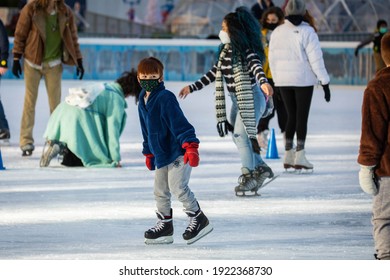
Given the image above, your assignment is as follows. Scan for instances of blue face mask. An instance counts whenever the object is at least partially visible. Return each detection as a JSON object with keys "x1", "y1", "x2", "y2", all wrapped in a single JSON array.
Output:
[{"x1": 379, "y1": 27, "x2": 388, "y2": 34}]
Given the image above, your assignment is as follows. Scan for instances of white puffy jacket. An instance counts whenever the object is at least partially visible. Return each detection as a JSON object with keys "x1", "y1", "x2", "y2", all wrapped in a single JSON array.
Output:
[{"x1": 268, "y1": 20, "x2": 330, "y2": 87}]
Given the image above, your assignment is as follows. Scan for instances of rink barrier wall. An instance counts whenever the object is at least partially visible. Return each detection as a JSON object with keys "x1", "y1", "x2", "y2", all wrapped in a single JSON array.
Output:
[{"x1": 3, "y1": 38, "x2": 375, "y2": 85}]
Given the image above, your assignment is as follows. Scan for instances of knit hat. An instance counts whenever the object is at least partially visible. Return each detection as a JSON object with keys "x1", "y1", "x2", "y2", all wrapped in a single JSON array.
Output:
[{"x1": 285, "y1": 0, "x2": 306, "y2": 16}]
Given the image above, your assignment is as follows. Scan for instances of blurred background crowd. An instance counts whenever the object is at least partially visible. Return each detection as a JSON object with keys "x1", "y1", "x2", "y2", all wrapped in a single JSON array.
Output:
[{"x1": 1, "y1": 0, "x2": 390, "y2": 40}]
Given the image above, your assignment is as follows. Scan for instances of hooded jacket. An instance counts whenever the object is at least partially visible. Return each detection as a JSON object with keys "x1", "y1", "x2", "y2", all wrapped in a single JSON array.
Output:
[
  {"x1": 358, "y1": 67, "x2": 390, "y2": 177},
  {"x1": 269, "y1": 20, "x2": 330, "y2": 87},
  {"x1": 12, "y1": 0, "x2": 82, "y2": 66},
  {"x1": 138, "y1": 82, "x2": 199, "y2": 168},
  {"x1": 44, "y1": 82, "x2": 127, "y2": 167}
]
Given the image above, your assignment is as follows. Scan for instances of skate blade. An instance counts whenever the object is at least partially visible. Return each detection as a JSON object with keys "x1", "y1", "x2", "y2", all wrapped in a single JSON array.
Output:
[
  {"x1": 186, "y1": 224, "x2": 213, "y2": 245},
  {"x1": 0, "y1": 139, "x2": 10, "y2": 146},
  {"x1": 22, "y1": 150, "x2": 33, "y2": 157},
  {"x1": 235, "y1": 190, "x2": 261, "y2": 197},
  {"x1": 144, "y1": 236, "x2": 174, "y2": 245},
  {"x1": 294, "y1": 167, "x2": 314, "y2": 174}
]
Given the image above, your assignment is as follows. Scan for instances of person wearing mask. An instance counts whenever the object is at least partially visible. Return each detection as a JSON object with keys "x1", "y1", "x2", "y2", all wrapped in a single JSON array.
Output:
[
  {"x1": 137, "y1": 57, "x2": 212, "y2": 244},
  {"x1": 355, "y1": 19, "x2": 388, "y2": 73},
  {"x1": 256, "y1": 6, "x2": 287, "y2": 149},
  {"x1": 269, "y1": 0, "x2": 331, "y2": 172},
  {"x1": 179, "y1": 7, "x2": 274, "y2": 196},
  {"x1": 12, "y1": 0, "x2": 84, "y2": 156}
]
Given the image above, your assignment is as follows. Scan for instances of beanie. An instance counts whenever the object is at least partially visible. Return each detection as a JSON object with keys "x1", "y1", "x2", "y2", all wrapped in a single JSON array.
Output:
[{"x1": 285, "y1": 0, "x2": 306, "y2": 16}]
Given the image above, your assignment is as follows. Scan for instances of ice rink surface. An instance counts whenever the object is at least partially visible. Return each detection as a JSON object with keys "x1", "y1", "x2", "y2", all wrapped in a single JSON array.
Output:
[{"x1": 0, "y1": 80, "x2": 374, "y2": 260}]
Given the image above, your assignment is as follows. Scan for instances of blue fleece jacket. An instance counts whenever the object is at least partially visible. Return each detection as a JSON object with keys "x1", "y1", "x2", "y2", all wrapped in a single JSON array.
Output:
[{"x1": 138, "y1": 82, "x2": 199, "y2": 168}]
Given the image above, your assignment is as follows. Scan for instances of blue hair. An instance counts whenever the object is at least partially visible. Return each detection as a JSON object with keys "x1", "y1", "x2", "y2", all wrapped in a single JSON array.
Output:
[{"x1": 219, "y1": 6, "x2": 265, "y2": 64}]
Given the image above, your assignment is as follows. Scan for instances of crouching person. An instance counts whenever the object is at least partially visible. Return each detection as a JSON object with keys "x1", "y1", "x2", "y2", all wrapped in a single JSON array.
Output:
[{"x1": 41, "y1": 70, "x2": 141, "y2": 167}]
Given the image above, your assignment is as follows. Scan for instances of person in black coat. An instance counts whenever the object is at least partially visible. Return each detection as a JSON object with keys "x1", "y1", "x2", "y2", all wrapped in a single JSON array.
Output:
[
  {"x1": 0, "y1": 19, "x2": 10, "y2": 141},
  {"x1": 355, "y1": 19, "x2": 388, "y2": 73}
]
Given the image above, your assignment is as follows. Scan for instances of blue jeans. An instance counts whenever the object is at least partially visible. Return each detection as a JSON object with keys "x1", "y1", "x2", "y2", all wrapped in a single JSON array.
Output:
[{"x1": 229, "y1": 85, "x2": 266, "y2": 171}]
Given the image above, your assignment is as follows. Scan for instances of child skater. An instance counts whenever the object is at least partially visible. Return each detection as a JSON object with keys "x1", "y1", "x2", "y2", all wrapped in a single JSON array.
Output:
[
  {"x1": 179, "y1": 6, "x2": 274, "y2": 196},
  {"x1": 137, "y1": 57, "x2": 213, "y2": 245}
]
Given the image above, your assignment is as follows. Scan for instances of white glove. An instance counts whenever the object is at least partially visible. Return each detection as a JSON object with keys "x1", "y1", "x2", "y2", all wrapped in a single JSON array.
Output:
[{"x1": 358, "y1": 165, "x2": 378, "y2": 195}]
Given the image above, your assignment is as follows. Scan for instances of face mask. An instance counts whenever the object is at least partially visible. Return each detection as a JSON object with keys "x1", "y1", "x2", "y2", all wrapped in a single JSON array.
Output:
[
  {"x1": 139, "y1": 78, "x2": 160, "y2": 92},
  {"x1": 264, "y1": 23, "x2": 278, "y2": 30},
  {"x1": 218, "y1": 30, "x2": 231, "y2": 44},
  {"x1": 379, "y1": 27, "x2": 388, "y2": 34}
]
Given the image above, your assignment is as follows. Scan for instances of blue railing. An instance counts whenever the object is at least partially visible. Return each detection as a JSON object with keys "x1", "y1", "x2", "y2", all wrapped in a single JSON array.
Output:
[{"x1": 3, "y1": 38, "x2": 375, "y2": 85}]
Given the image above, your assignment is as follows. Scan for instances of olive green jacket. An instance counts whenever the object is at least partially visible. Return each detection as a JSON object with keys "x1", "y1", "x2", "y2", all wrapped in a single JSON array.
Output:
[{"x1": 12, "y1": 0, "x2": 82, "y2": 66}]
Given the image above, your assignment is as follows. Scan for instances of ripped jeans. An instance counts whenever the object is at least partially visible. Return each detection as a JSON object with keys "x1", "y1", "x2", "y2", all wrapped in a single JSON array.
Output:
[{"x1": 229, "y1": 85, "x2": 266, "y2": 171}]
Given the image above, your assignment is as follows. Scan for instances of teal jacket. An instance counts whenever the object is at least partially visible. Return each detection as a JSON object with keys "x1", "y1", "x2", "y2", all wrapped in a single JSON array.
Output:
[{"x1": 44, "y1": 82, "x2": 127, "y2": 167}]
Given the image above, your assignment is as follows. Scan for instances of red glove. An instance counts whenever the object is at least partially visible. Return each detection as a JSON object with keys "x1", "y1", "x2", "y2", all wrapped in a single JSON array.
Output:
[
  {"x1": 182, "y1": 142, "x2": 199, "y2": 167},
  {"x1": 144, "y1": 154, "x2": 155, "y2": 170}
]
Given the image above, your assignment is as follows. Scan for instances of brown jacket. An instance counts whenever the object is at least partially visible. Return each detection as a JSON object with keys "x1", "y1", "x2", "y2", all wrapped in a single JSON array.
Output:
[
  {"x1": 12, "y1": 0, "x2": 82, "y2": 66},
  {"x1": 358, "y1": 67, "x2": 390, "y2": 177}
]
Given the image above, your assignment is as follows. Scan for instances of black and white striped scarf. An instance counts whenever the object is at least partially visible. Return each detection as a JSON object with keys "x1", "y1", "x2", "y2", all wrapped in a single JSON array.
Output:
[{"x1": 215, "y1": 44, "x2": 260, "y2": 153}]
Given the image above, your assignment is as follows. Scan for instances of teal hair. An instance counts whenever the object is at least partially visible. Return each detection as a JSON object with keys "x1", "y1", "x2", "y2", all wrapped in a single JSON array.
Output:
[{"x1": 219, "y1": 6, "x2": 265, "y2": 64}]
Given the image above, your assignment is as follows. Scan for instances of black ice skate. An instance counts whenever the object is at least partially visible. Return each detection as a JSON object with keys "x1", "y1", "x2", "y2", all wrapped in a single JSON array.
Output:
[
  {"x1": 21, "y1": 143, "x2": 34, "y2": 157},
  {"x1": 234, "y1": 168, "x2": 259, "y2": 196},
  {"x1": 144, "y1": 210, "x2": 174, "y2": 245},
  {"x1": 183, "y1": 209, "x2": 213, "y2": 245},
  {"x1": 40, "y1": 140, "x2": 65, "y2": 167},
  {"x1": 0, "y1": 129, "x2": 10, "y2": 144},
  {"x1": 252, "y1": 164, "x2": 274, "y2": 194}
]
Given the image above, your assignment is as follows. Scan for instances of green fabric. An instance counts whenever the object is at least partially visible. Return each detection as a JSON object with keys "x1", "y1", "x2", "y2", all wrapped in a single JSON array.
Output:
[
  {"x1": 44, "y1": 82, "x2": 128, "y2": 167},
  {"x1": 44, "y1": 14, "x2": 62, "y2": 62}
]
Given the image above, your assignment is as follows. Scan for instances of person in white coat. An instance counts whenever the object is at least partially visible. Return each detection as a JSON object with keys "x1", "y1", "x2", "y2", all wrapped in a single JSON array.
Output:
[{"x1": 268, "y1": 0, "x2": 331, "y2": 171}]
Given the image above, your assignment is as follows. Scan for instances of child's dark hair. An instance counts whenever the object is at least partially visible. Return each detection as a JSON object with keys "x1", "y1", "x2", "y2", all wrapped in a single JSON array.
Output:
[
  {"x1": 137, "y1": 57, "x2": 164, "y2": 76},
  {"x1": 222, "y1": 6, "x2": 265, "y2": 63},
  {"x1": 116, "y1": 69, "x2": 141, "y2": 103}
]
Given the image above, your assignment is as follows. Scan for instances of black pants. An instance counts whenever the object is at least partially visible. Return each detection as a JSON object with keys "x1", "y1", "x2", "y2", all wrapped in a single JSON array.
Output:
[
  {"x1": 61, "y1": 148, "x2": 84, "y2": 167},
  {"x1": 279, "y1": 86, "x2": 313, "y2": 149},
  {"x1": 257, "y1": 79, "x2": 288, "y2": 134}
]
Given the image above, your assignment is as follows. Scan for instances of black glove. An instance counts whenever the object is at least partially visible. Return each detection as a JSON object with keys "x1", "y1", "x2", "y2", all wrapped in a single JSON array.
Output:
[
  {"x1": 76, "y1": 58, "x2": 84, "y2": 80},
  {"x1": 354, "y1": 47, "x2": 359, "y2": 57},
  {"x1": 217, "y1": 121, "x2": 233, "y2": 137},
  {"x1": 322, "y1": 84, "x2": 331, "y2": 102},
  {"x1": 250, "y1": 137, "x2": 261, "y2": 154},
  {"x1": 12, "y1": 60, "x2": 22, "y2": 78}
]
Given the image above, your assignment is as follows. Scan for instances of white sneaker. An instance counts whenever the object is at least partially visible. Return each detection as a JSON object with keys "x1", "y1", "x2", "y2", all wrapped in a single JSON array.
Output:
[{"x1": 294, "y1": 150, "x2": 313, "y2": 170}]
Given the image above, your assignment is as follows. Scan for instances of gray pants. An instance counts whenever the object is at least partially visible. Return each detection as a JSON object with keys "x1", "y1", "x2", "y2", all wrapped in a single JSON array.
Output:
[
  {"x1": 154, "y1": 156, "x2": 198, "y2": 217},
  {"x1": 373, "y1": 177, "x2": 390, "y2": 260}
]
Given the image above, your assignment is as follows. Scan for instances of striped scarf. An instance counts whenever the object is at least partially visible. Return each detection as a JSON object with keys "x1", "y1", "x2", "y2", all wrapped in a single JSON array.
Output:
[{"x1": 215, "y1": 44, "x2": 260, "y2": 153}]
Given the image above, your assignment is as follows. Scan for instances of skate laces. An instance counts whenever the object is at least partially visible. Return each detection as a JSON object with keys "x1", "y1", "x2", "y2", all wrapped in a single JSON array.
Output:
[
  {"x1": 150, "y1": 219, "x2": 169, "y2": 233},
  {"x1": 185, "y1": 216, "x2": 198, "y2": 232}
]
